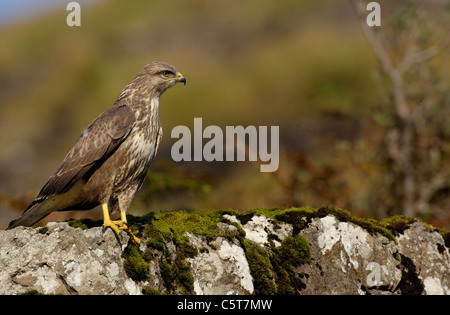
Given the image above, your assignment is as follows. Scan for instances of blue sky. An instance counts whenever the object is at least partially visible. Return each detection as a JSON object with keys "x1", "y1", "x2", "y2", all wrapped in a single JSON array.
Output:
[
  {"x1": 0, "y1": 0, "x2": 59, "y2": 24},
  {"x1": 0, "y1": 0, "x2": 94, "y2": 26}
]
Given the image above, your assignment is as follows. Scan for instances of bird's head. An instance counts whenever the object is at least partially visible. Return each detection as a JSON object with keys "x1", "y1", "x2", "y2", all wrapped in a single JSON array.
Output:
[{"x1": 134, "y1": 61, "x2": 186, "y2": 96}]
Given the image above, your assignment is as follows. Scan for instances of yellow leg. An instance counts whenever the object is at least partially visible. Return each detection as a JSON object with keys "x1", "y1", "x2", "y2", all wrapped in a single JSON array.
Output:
[
  {"x1": 102, "y1": 203, "x2": 121, "y2": 236},
  {"x1": 102, "y1": 204, "x2": 140, "y2": 244}
]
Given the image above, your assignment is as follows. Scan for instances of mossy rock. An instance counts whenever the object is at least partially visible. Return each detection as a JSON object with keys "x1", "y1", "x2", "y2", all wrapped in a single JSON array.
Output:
[
  {"x1": 62, "y1": 206, "x2": 448, "y2": 295},
  {"x1": 122, "y1": 243, "x2": 149, "y2": 282}
]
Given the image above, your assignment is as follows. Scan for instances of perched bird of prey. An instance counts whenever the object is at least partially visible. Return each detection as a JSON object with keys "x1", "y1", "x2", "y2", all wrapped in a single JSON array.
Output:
[{"x1": 7, "y1": 61, "x2": 186, "y2": 243}]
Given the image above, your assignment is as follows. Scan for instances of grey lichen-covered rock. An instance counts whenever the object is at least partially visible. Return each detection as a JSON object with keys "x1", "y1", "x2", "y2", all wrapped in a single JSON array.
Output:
[
  {"x1": 397, "y1": 222, "x2": 450, "y2": 295},
  {"x1": 224, "y1": 214, "x2": 293, "y2": 247},
  {"x1": 298, "y1": 215, "x2": 402, "y2": 294},
  {"x1": 187, "y1": 235, "x2": 254, "y2": 295},
  {"x1": 0, "y1": 222, "x2": 140, "y2": 295},
  {"x1": 0, "y1": 207, "x2": 449, "y2": 295}
]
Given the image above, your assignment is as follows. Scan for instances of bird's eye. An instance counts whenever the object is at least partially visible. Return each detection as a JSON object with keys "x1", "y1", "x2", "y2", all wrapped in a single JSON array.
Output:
[{"x1": 162, "y1": 71, "x2": 172, "y2": 77}]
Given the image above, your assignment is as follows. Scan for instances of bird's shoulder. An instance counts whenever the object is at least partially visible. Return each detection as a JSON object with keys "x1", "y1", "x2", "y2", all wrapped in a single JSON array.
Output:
[{"x1": 89, "y1": 104, "x2": 136, "y2": 139}]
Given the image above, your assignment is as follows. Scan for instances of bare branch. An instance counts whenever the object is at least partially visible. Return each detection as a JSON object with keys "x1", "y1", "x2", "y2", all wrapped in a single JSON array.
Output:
[
  {"x1": 417, "y1": 172, "x2": 450, "y2": 214},
  {"x1": 349, "y1": 0, "x2": 411, "y2": 120},
  {"x1": 398, "y1": 45, "x2": 440, "y2": 73}
]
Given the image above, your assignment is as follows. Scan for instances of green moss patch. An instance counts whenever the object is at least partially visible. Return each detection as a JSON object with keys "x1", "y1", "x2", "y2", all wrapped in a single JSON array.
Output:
[
  {"x1": 158, "y1": 236, "x2": 197, "y2": 294},
  {"x1": 381, "y1": 215, "x2": 450, "y2": 247},
  {"x1": 242, "y1": 235, "x2": 311, "y2": 295},
  {"x1": 122, "y1": 242, "x2": 150, "y2": 282},
  {"x1": 20, "y1": 290, "x2": 45, "y2": 295},
  {"x1": 38, "y1": 226, "x2": 49, "y2": 234},
  {"x1": 277, "y1": 235, "x2": 311, "y2": 266},
  {"x1": 148, "y1": 210, "x2": 240, "y2": 240},
  {"x1": 143, "y1": 210, "x2": 227, "y2": 294},
  {"x1": 143, "y1": 287, "x2": 165, "y2": 295},
  {"x1": 316, "y1": 207, "x2": 397, "y2": 242},
  {"x1": 272, "y1": 235, "x2": 311, "y2": 294},
  {"x1": 242, "y1": 239, "x2": 276, "y2": 294},
  {"x1": 66, "y1": 218, "x2": 102, "y2": 230}
]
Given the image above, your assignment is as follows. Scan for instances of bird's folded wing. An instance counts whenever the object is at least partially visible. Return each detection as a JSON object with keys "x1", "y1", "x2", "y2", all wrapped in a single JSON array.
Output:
[{"x1": 36, "y1": 104, "x2": 135, "y2": 199}]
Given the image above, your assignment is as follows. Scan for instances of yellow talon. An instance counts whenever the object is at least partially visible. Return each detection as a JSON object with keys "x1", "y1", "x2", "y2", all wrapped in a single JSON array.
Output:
[
  {"x1": 112, "y1": 220, "x2": 129, "y2": 230},
  {"x1": 103, "y1": 219, "x2": 121, "y2": 236},
  {"x1": 126, "y1": 231, "x2": 141, "y2": 244},
  {"x1": 102, "y1": 203, "x2": 141, "y2": 244}
]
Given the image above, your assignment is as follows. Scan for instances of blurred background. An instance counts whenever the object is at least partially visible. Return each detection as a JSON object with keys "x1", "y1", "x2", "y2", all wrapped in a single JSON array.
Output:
[{"x1": 0, "y1": 0, "x2": 449, "y2": 229}]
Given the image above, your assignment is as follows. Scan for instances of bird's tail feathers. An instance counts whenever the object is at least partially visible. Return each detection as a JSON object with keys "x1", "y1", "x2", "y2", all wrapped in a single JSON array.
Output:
[
  {"x1": 7, "y1": 200, "x2": 52, "y2": 230},
  {"x1": 6, "y1": 180, "x2": 86, "y2": 230}
]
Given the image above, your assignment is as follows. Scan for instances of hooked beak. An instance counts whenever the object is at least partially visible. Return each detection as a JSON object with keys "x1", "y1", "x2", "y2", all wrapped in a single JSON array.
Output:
[{"x1": 175, "y1": 72, "x2": 186, "y2": 85}]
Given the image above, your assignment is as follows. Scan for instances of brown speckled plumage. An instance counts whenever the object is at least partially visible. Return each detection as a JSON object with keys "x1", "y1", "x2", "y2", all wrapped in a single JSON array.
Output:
[{"x1": 8, "y1": 61, "x2": 186, "y2": 230}]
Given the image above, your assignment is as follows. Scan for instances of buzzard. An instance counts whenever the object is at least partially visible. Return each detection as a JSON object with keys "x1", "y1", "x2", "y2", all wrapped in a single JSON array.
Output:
[{"x1": 7, "y1": 61, "x2": 186, "y2": 244}]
